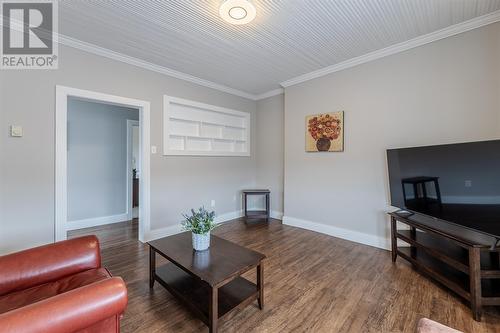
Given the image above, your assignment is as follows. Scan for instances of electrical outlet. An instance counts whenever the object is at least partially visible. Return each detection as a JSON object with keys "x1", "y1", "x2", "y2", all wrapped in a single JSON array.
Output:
[
  {"x1": 211, "y1": 200, "x2": 216, "y2": 207},
  {"x1": 10, "y1": 125, "x2": 23, "y2": 137}
]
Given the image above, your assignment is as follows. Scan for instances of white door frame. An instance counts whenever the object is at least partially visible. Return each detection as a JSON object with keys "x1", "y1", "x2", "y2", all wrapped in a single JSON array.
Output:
[
  {"x1": 126, "y1": 119, "x2": 140, "y2": 220},
  {"x1": 55, "y1": 85, "x2": 151, "y2": 242}
]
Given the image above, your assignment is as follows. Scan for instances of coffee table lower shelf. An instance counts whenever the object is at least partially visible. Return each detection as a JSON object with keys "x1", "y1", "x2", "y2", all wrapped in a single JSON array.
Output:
[{"x1": 154, "y1": 263, "x2": 258, "y2": 325}]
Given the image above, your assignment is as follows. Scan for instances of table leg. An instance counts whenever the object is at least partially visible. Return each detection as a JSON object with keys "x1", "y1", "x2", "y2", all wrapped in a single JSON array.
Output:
[
  {"x1": 244, "y1": 193, "x2": 248, "y2": 219},
  {"x1": 410, "y1": 226, "x2": 417, "y2": 260},
  {"x1": 266, "y1": 193, "x2": 270, "y2": 222},
  {"x1": 257, "y1": 263, "x2": 264, "y2": 310},
  {"x1": 209, "y1": 286, "x2": 218, "y2": 333},
  {"x1": 469, "y1": 247, "x2": 482, "y2": 321},
  {"x1": 391, "y1": 216, "x2": 397, "y2": 262},
  {"x1": 149, "y1": 247, "x2": 156, "y2": 288}
]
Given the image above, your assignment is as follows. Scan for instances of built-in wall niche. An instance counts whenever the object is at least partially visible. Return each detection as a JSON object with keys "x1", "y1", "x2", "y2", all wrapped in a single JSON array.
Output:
[{"x1": 163, "y1": 96, "x2": 250, "y2": 156}]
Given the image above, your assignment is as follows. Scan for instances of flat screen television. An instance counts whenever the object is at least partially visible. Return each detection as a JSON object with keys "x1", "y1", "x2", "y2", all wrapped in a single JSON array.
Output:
[{"x1": 387, "y1": 139, "x2": 500, "y2": 239}]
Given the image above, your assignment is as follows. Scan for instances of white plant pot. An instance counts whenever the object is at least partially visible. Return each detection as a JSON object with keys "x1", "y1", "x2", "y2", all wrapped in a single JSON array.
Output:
[{"x1": 192, "y1": 232, "x2": 210, "y2": 251}]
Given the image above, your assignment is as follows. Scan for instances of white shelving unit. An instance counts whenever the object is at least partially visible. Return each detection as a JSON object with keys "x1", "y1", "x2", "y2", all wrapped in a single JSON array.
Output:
[{"x1": 163, "y1": 95, "x2": 250, "y2": 156}]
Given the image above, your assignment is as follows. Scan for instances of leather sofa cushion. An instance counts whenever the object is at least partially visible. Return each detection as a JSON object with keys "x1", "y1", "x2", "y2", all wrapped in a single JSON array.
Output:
[
  {"x1": 0, "y1": 268, "x2": 111, "y2": 314},
  {"x1": 0, "y1": 236, "x2": 101, "y2": 296}
]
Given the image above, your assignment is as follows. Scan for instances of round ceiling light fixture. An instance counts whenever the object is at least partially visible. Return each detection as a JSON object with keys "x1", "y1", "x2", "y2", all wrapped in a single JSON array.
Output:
[{"x1": 219, "y1": 0, "x2": 256, "y2": 25}]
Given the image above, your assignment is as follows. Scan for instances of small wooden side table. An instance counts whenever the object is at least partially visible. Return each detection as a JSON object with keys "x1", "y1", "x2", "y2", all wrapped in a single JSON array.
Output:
[{"x1": 242, "y1": 189, "x2": 270, "y2": 222}]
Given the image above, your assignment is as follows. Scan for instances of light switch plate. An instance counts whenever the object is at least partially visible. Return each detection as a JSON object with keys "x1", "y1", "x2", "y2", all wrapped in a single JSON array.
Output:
[
  {"x1": 151, "y1": 145, "x2": 157, "y2": 154},
  {"x1": 10, "y1": 125, "x2": 23, "y2": 137}
]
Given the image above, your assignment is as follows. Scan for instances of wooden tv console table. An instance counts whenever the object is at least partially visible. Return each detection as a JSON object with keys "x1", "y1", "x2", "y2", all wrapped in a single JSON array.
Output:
[{"x1": 389, "y1": 212, "x2": 500, "y2": 321}]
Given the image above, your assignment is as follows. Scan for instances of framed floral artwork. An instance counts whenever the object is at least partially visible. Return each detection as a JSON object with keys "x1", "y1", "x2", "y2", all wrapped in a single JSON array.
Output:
[{"x1": 306, "y1": 111, "x2": 344, "y2": 152}]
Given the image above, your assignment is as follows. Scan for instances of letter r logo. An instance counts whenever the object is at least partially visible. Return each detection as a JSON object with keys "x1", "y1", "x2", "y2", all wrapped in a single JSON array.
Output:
[{"x1": 2, "y1": 2, "x2": 53, "y2": 54}]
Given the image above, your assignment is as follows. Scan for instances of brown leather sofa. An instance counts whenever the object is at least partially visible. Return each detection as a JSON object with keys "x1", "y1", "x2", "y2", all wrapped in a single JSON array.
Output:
[{"x1": 0, "y1": 236, "x2": 128, "y2": 333}]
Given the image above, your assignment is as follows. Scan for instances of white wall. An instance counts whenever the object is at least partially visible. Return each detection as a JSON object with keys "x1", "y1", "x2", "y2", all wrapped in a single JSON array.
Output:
[
  {"x1": 0, "y1": 45, "x2": 256, "y2": 253},
  {"x1": 283, "y1": 22, "x2": 500, "y2": 249},
  {"x1": 67, "y1": 98, "x2": 139, "y2": 222},
  {"x1": 255, "y1": 94, "x2": 284, "y2": 216}
]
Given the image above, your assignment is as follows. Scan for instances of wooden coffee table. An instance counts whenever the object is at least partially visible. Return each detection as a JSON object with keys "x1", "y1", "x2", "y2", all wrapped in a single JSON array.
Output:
[{"x1": 148, "y1": 232, "x2": 266, "y2": 333}]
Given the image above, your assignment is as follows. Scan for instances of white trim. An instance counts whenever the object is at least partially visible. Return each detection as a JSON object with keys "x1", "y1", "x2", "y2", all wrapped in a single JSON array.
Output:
[
  {"x1": 215, "y1": 210, "x2": 244, "y2": 223},
  {"x1": 58, "y1": 34, "x2": 256, "y2": 101},
  {"x1": 145, "y1": 224, "x2": 183, "y2": 241},
  {"x1": 144, "y1": 210, "x2": 283, "y2": 242},
  {"x1": 126, "y1": 120, "x2": 140, "y2": 220},
  {"x1": 281, "y1": 10, "x2": 500, "y2": 88},
  {"x1": 55, "y1": 12, "x2": 500, "y2": 100},
  {"x1": 282, "y1": 216, "x2": 390, "y2": 250},
  {"x1": 57, "y1": 34, "x2": 282, "y2": 101},
  {"x1": 55, "y1": 86, "x2": 151, "y2": 243},
  {"x1": 55, "y1": 87, "x2": 68, "y2": 242},
  {"x1": 167, "y1": 96, "x2": 251, "y2": 118},
  {"x1": 163, "y1": 95, "x2": 251, "y2": 156},
  {"x1": 255, "y1": 88, "x2": 284, "y2": 100},
  {"x1": 270, "y1": 210, "x2": 283, "y2": 220},
  {"x1": 145, "y1": 210, "x2": 244, "y2": 241},
  {"x1": 67, "y1": 213, "x2": 129, "y2": 231}
]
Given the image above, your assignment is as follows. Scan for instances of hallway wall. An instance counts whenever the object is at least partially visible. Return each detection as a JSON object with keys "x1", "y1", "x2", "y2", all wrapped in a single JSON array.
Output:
[{"x1": 67, "y1": 98, "x2": 139, "y2": 225}]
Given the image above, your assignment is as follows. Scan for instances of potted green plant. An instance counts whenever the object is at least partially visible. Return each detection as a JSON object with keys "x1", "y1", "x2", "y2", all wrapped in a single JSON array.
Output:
[{"x1": 182, "y1": 207, "x2": 218, "y2": 251}]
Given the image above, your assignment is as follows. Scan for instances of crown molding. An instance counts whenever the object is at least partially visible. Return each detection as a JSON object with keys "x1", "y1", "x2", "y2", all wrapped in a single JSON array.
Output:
[
  {"x1": 255, "y1": 88, "x2": 284, "y2": 100},
  {"x1": 58, "y1": 34, "x2": 258, "y2": 100},
  {"x1": 53, "y1": 10, "x2": 500, "y2": 100},
  {"x1": 281, "y1": 10, "x2": 500, "y2": 88}
]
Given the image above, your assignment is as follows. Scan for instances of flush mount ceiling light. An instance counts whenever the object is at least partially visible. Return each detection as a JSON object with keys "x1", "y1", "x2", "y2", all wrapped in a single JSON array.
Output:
[{"x1": 219, "y1": 0, "x2": 256, "y2": 25}]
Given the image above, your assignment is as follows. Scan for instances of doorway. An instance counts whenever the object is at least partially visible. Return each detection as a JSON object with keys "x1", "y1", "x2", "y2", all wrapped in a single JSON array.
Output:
[{"x1": 55, "y1": 86, "x2": 151, "y2": 242}]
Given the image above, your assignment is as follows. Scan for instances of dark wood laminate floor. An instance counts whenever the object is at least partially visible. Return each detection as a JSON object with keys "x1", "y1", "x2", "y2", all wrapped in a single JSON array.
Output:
[{"x1": 68, "y1": 218, "x2": 500, "y2": 333}]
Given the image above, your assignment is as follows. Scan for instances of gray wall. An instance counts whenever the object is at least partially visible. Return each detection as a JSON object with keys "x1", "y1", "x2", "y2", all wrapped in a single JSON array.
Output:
[
  {"x1": 0, "y1": 45, "x2": 256, "y2": 253},
  {"x1": 255, "y1": 94, "x2": 284, "y2": 214},
  {"x1": 67, "y1": 98, "x2": 139, "y2": 222},
  {"x1": 283, "y1": 22, "x2": 500, "y2": 247}
]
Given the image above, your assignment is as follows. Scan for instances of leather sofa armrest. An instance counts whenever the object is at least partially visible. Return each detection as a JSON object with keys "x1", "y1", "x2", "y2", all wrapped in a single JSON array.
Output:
[
  {"x1": 0, "y1": 236, "x2": 101, "y2": 296},
  {"x1": 0, "y1": 277, "x2": 127, "y2": 333}
]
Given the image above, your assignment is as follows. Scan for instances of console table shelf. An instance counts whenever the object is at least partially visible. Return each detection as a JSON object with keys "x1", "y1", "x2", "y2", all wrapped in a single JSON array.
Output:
[
  {"x1": 397, "y1": 230, "x2": 469, "y2": 274},
  {"x1": 389, "y1": 212, "x2": 500, "y2": 321}
]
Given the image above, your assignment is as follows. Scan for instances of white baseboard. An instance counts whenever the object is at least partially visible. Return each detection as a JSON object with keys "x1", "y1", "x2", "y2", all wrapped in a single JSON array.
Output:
[
  {"x1": 215, "y1": 210, "x2": 243, "y2": 223},
  {"x1": 270, "y1": 210, "x2": 283, "y2": 220},
  {"x1": 282, "y1": 216, "x2": 390, "y2": 250},
  {"x1": 145, "y1": 209, "x2": 285, "y2": 242},
  {"x1": 145, "y1": 210, "x2": 245, "y2": 242},
  {"x1": 67, "y1": 213, "x2": 129, "y2": 231},
  {"x1": 145, "y1": 223, "x2": 183, "y2": 241}
]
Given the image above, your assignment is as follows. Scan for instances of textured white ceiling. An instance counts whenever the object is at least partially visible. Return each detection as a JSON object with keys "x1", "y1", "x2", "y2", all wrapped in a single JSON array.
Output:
[{"x1": 59, "y1": 0, "x2": 500, "y2": 96}]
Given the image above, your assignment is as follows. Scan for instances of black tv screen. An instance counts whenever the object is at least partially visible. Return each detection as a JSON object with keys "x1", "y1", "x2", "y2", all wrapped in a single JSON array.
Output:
[{"x1": 387, "y1": 140, "x2": 500, "y2": 238}]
